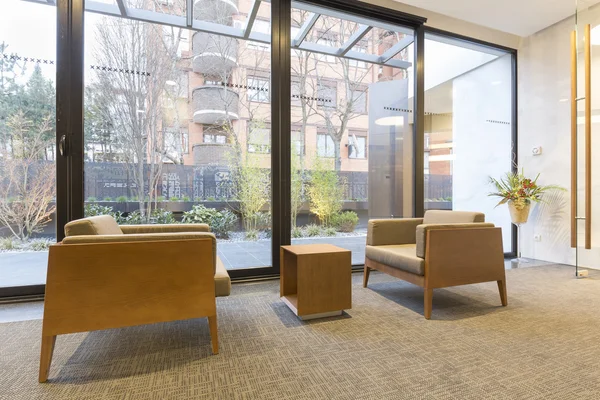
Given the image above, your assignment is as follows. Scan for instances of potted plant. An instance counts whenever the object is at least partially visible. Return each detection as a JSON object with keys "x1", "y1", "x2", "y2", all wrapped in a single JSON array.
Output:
[{"x1": 489, "y1": 169, "x2": 564, "y2": 264}]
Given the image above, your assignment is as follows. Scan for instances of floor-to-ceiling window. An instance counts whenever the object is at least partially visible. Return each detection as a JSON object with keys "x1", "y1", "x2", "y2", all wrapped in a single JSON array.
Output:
[
  {"x1": 287, "y1": 3, "x2": 416, "y2": 265},
  {"x1": 82, "y1": 0, "x2": 273, "y2": 271},
  {"x1": 0, "y1": 0, "x2": 56, "y2": 294},
  {"x1": 423, "y1": 31, "x2": 515, "y2": 252},
  {"x1": 0, "y1": 0, "x2": 517, "y2": 297}
]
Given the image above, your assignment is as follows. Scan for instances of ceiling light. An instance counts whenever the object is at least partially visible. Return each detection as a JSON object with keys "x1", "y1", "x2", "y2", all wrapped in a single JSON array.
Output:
[
  {"x1": 559, "y1": 98, "x2": 569, "y2": 102},
  {"x1": 375, "y1": 116, "x2": 405, "y2": 126},
  {"x1": 165, "y1": 80, "x2": 177, "y2": 86}
]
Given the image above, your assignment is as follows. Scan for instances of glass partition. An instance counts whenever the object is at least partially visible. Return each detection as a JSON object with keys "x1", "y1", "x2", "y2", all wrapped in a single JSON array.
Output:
[{"x1": 423, "y1": 33, "x2": 514, "y2": 252}]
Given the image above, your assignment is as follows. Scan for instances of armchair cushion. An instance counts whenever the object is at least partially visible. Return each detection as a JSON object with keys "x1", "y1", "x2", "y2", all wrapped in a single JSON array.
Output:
[
  {"x1": 367, "y1": 218, "x2": 423, "y2": 246},
  {"x1": 365, "y1": 244, "x2": 424, "y2": 276},
  {"x1": 64, "y1": 215, "x2": 123, "y2": 237},
  {"x1": 415, "y1": 223, "x2": 495, "y2": 258},
  {"x1": 62, "y1": 232, "x2": 218, "y2": 272},
  {"x1": 120, "y1": 224, "x2": 210, "y2": 234},
  {"x1": 423, "y1": 210, "x2": 485, "y2": 224}
]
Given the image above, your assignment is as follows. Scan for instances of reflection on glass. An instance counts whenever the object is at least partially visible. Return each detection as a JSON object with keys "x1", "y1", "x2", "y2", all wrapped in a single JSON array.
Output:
[{"x1": 424, "y1": 34, "x2": 513, "y2": 252}]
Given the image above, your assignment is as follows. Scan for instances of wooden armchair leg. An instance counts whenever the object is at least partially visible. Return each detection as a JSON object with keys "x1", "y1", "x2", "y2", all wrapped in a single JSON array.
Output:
[
  {"x1": 208, "y1": 315, "x2": 219, "y2": 355},
  {"x1": 39, "y1": 335, "x2": 56, "y2": 383},
  {"x1": 497, "y1": 279, "x2": 508, "y2": 306},
  {"x1": 363, "y1": 264, "x2": 371, "y2": 288},
  {"x1": 424, "y1": 289, "x2": 433, "y2": 320}
]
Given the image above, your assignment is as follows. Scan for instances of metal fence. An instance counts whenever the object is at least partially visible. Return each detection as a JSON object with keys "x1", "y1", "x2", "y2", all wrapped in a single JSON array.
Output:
[{"x1": 83, "y1": 163, "x2": 451, "y2": 202}]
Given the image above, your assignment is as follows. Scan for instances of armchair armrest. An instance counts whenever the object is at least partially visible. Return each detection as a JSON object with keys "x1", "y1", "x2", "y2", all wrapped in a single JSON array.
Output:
[
  {"x1": 416, "y1": 223, "x2": 495, "y2": 258},
  {"x1": 62, "y1": 232, "x2": 217, "y2": 271},
  {"x1": 120, "y1": 224, "x2": 210, "y2": 234},
  {"x1": 367, "y1": 218, "x2": 423, "y2": 246}
]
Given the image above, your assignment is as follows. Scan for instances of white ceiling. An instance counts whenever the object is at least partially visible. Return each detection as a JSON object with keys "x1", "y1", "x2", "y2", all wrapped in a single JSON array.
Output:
[{"x1": 396, "y1": 0, "x2": 600, "y2": 36}]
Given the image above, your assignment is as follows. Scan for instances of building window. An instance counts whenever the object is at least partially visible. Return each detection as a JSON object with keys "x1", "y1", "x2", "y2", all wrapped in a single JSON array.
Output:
[
  {"x1": 315, "y1": 32, "x2": 338, "y2": 63},
  {"x1": 247, "y1": 76, "x2": 270, "y2": 103},
  {"x1": 248, "y1": 125, "x2": 271, "y2": 153},
  {"x1": 347, "y1": 86, "x2": 367, "y2": 114},
  {"x1": 317, "y1": 133, "x2": 335, "y2": 158},
  {"x1": 291, "y1": 130, "x2": 304, "y2": 155},
  {"x1": 348, "y1": 134, "x2": 366, "y2": 159},
  {"x1": 204, "y1": 134, "x2": 227, "y2": 144},
  {"x1": 317, "y1": 81, "x2": 337, "y2": 109},
  {"x1": 247, "y1": 20, "x2": 270, "y2": 50},
  {"x1": 348, "y1": 42, "x2": 368, "y2": 68},
  {"x1": 291, "y1": 77, "x2": 302, "y2": 107},
  {"x1": 163, "y1": 128, "x2": 188, "y2": 161}
]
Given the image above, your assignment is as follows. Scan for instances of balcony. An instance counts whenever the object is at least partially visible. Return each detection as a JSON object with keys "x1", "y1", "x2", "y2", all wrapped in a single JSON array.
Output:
[
  {"x1": 192, "y1": 85, "x2": 240, "y2": 124},
  {"x1": 192, "y1": 32, "x2": 238, "y2": 74},
  {"x1": 193, "y1": 0, "x2": 239, "y2": 25},
  {"x1": 193, "y1": 143, "x2": 234, "y2": 166}
]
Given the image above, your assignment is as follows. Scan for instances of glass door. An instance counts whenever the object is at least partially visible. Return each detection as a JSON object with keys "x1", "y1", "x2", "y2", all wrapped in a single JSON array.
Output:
[
  {"x1": 574, "y1": 1, "x2": 600, "y2": 274},
  {"x1": 288, "y1": 2, "x2": 416, "y2": 265}
]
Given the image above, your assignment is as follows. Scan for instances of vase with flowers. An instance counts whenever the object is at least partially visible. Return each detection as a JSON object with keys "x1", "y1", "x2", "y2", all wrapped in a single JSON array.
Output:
[{"x1": 489, "y1": 170, "x2": 564, "y2": 264}]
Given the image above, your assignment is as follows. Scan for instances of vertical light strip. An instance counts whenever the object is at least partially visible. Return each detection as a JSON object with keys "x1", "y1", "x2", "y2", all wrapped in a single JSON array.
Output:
[
  {"x1": 571, "y1": 30, "x2": 577, "y2": 248},
  {"x1": 585, "y1": 24, "x2": 592, "y2": 250}
]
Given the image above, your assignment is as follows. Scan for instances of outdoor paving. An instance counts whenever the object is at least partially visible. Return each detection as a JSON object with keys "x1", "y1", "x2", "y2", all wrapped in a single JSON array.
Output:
[{"x1": 0, "y1": 236, "x2": 367, "y2": 287}]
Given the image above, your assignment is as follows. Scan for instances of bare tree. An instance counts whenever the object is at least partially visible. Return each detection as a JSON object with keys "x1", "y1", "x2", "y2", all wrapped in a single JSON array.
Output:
[
  {"x1": 91, "y1": 12, "x2": 184, "y2": 220},
  {"x1": 0, "y1": 111, "x2": 55, "y2": 239}
]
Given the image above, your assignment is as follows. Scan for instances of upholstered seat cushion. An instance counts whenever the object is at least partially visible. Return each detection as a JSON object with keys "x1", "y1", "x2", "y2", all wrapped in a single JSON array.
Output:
[
  {"x1": 423, "y1": 210, "x2": 485, "y2": 224},
  {"x1": 365, "y1": 244, "x2": 425, "y2": 276},
  {"x1": 215, "y1": 257, "x2": 231, "y2": 297},
  {"x1": 65, "y1": 215, "x2": 123, "y2": 236}
]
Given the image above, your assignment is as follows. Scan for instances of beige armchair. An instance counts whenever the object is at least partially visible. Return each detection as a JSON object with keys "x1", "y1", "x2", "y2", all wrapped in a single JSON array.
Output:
[
  {"x1": 39, "y1": 215, "x2": 230, "y2": 382},
  {"x1": 363, "y1": 210, "x2": 507, "y2": 319}
]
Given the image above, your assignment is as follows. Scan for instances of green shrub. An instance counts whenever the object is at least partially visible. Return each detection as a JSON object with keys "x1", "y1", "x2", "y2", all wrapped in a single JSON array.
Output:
[
  {"x1": 245, "y1": 229, "x2": 259, "y2": 241},
  {"x1": 116, "y1": 195, "x2": 128, "y2": 203},
  {"x1": 0, "y1": 237, "x2": 20, "y2": 251},
  {"x1": 28, "y1": 238, "x2": 53, "y2": 251},
  {"x1": 182, "y1": 204, "x2": 238, "y2": 238},
  {"x1": 331, "y1": 211, "x2": 359, "y2": 232},
  {"x1": 84, "y1": 203, "x2": 121, "y2": 221},
  {"x1": 169, "y1": 196, "x2": 179, "y2": 202},
  {"x1": 150, "y1": 209, "x2": 176, "y2": 224},
  {"x1": 324, "y1": 227, "x2": 337, "y2": 236},
  {"x1": 103, "y1": 196, "x2": 112, "y2": 202},
  {"x1": 130, "y1": 196, "x2": 139, "y2": 202},
  {"x1": 206, "y1": 196, "x2": 216, "y2": 201},
  {"x1": 156, "y1": 196, "x2": 165, "y2": 202},
  {"x1": 121, "y1": 210, "x2": 143, "y2": 225},
  {"x1": 251, "y1": 211, "x2": 271, "y2": 231},
  {"x1": 307, "y1": 158, "x2": 346, "y2": 226},
  {"x1": 182, "y1": 196, "x2": 191, "y2": 202},
  {"x1": 304, "y1": 224, "x2": 321, "y2": 237},
  {"x1": 87, "y1": 196, "x2": 97, "y2": 202},
  {"x1": 291, "y1": 227, "x2": 303, "y2": 238}
]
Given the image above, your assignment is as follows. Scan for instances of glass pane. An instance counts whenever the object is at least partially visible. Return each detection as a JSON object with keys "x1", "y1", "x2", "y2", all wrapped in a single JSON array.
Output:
[
  {"x1": 290, "y1": 6, "x2": 415, "y2": 265},
  {"x1": 424, "y1": 33, "x2": 513, "y2": 252},
  {"x1": 0, "y1": 0, "x2": 57, "y2": 288},
  {"x1": 84, "y1": 1, "x2": 272, "y2": 271}
]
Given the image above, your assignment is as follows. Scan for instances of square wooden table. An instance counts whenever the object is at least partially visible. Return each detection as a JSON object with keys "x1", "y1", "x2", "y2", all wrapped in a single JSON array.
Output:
[{"x1": 280, "y1": 244, "x2": 352, "y2": 320}]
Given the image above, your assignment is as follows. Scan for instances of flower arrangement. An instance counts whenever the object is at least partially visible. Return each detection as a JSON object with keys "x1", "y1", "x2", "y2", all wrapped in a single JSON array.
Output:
[{"x1": 489, "y1": 169, "x2": 564, "y2": 210}]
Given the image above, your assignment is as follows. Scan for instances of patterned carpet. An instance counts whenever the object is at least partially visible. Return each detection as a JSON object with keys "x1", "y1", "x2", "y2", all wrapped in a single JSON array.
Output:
[{"x1": 1, "y1": 265, "x2": 600, "y2": 400}]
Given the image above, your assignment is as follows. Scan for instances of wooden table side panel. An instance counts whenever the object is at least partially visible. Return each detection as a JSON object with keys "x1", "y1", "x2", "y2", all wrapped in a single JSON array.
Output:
[{"x1": 296, "y1": 251, "x2": 352, "y2": 316}]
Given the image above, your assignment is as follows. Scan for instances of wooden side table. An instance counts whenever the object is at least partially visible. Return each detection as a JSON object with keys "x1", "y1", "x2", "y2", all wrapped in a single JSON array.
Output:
[{"x1": 280, "y1": 244, "x2": 352, "y2": 320}]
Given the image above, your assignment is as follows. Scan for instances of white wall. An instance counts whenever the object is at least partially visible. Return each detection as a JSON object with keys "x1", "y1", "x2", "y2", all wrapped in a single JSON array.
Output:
[{"x1": 453, "y1": 55, "x2": 513, "y2": 252}]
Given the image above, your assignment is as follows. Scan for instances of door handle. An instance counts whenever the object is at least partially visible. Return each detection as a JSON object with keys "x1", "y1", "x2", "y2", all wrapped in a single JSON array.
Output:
[
  {"x1": 59, "y1": 134, "x2": 68, "y2": 157},
  {"x1": 571, "y1": 29, "x2": 577, "y2": 248}
]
